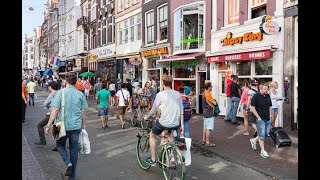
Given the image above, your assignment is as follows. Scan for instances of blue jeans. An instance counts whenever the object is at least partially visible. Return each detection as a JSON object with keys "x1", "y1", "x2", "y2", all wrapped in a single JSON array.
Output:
[
  {"x1": 225, "y1": 97, "x2": 232, "y2": 120},
  {"x1": 29, "y1": 93, "x2": 35, "y2": 105},
  {"x1": 57, "y1": 129, "x2": 81, "y2": 179},
  {"x1": 230, "y1": 97, "x2": 240, "y2": 123},
  {"x1": 256, "y1": 119, "x2": 271, "y2": 140},
  {"x1": 176, "y1": 121, "x2": 190, "y2": 138}
]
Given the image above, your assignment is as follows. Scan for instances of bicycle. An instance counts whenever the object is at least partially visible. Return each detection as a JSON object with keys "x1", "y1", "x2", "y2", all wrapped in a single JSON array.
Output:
[
  {"x1": 130, "y1": 94, "x2": 149, "y2": 127},
  {"x1": 135, "y1": 116, "x2": 186, "y2": 180}
]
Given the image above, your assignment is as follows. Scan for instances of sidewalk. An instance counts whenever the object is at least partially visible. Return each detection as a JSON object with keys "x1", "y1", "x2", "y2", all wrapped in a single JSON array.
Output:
[
  {"x1": 86, "y1": 96, "x2": 297, "y2": 179},
  {"x1": 22, "y1": 133, "x2": 45, "y2": 180}
]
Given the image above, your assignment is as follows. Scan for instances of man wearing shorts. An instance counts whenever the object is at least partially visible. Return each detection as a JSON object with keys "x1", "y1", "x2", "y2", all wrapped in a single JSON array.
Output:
[
  {"x1": 96, "y1": 83, "x2": 111, "y2": 129},
  {"x1": 249, "y1": 84, "x2": 272, "y2": 158},
  {"x1": 115, "y1": 83, "x2": 130, "y2": 129},
  {"x1": 202, "y1": 82, "x2": 216, "y2": 147},
  {"x1": 144, "y1": 74, "x2": 184, "y2": 166}
]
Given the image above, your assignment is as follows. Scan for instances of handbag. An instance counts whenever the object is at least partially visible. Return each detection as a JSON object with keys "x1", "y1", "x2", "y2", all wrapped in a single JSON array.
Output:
[
  {"x1": 120, "y1": 90, "x2": 129, "y2": 106},
  {"x1": 52, "y1": 89, "x2": 66, "y2": 140}
]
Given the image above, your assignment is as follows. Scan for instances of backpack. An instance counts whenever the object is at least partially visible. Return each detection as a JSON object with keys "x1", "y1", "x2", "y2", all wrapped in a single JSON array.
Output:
[
  {"x1": 182, "y1": 96, "x2": 192, "y2": 121},
  {"x1": 214, "y1": 99, "x2": 220, "y2": 117}
]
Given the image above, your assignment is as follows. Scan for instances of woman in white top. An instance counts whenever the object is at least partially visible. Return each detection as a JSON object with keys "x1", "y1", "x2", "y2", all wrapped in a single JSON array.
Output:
[
  {"x1": 109, "y1": 82, "x2": 116, "y2": 106},
  {"x1": 269, "y1": 81, "x2": 281, "y2": 127}
]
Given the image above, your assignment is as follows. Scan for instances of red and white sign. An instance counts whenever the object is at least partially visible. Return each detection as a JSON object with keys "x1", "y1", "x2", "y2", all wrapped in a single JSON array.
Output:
[{"x1": 207, "y1": 50, "x2": 270, "y2": 63}]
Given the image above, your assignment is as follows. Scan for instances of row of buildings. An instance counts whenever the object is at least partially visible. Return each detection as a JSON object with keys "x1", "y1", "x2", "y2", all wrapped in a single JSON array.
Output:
[{"x1": 22, "y1": 0, "x2": 298, "y2": 131}]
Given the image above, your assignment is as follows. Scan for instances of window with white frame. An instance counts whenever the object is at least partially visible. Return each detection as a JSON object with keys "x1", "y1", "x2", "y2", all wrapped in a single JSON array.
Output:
[
  {"x1": 125, "y1": 0, "x2": 130, "y2": 9},
  {"x1": 91, "y1": 27, "x2": 96, "y2": 49},
  {"x1": 118, "y1": 0, "x2": 123, "y2": 12},
  {"x1": 99, "y1": 16, "x2": 103, "y2": 46},
  {"x1": 109, "y1": 11, "x2": 114, "y2": 43},
  {"x1": 129, "y1": 17, "x2": 134, "y2": 42},
  {"x1": 136, "y1": 14, "x2": 141, "y2": 40},
  {"x1": 103, "y1": 14, "x2": 107, "y2": 44},
  {"x1": 145, "y1": 0, "x2": 151, "y2": 3},
  {"x1": 133, "y1": 0, "x2": 139, "y2": 4},
  {"x1": 118, "y1": 22, "x2": 123, "y2": 45},
  {"x1": 251, "y1": 0, "x2": 267, "y2": 19},
  {"x1": 84, "y1": 4, "x2": 88, "y2": 17},
  {"x1": 145, "y1": 10, "x2": 154, "y2": 45},
  {"x1": 91, "y1": 0, "x2": 97, "y2": 21},
  {"x1": 84, "y1": 34, "x2": 88, "y2": 50},
  {"x1": 123, "y1": 20, "x2": 128, "y2": 43},
  {"x1": 225, "y1": 0, "x2": 239, "y2": 25},
  {"x1": 158, "y1": 4, "x2": 168, "y2": 42}
]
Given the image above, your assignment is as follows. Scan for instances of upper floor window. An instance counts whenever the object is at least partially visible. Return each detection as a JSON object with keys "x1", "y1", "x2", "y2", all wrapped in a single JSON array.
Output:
[
  {"x1": 133, "y1": 0, "x2": 139, "y2": 4},
  {"x1": 225, "y1": 0, "x2": 239, "y2": 25},
  {"x1": 173, "y1": 3, "x2": 204, "y2": 52},
  {"x1": 123, "y1": 20, "x2": 129, "y2": 43},
  {"x1": 145, "y1": 10, "x2": 154, "y2": 45},
  {"x1": 145, "y1": 0, "x2": 151, "y2": 3},
  {"x1": 91, "y1": 0, "x2": 97, "y2": 21},
  {"x1": 129, "y1": 17, "x2": 134, "y2": 42},
  {"x1": 158, "y1": 4, "x2": 168, "y2": 42},
  {"x1": 136, "y1": 14, "x2": 141, "y2": 40},
  {"x1": 118, "y1": 0, "x2": 123, "y2": 12},
  {"x1": 125, "y1": 0, "x2": 130, "y2": 9},
  {"x1": 118, "y1": 22, "x2": 123, "y2": 45},
  {"x1": 251, "y1": 0, "x2": 267, "y2": 19}
]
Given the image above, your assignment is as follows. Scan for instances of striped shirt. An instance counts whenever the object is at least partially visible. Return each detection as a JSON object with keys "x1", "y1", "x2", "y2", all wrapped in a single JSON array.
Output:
[{"x1": 51, "y1": 86, "x2": 88, "y2": 130}]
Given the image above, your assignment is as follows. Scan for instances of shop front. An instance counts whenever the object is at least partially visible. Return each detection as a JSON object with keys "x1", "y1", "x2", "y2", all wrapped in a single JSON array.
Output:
[
  {"x1": 141, "y1": 46, "x2": 169, "y2": 89},
  {"x1": 157, "y1": 52, "x2": 207, "y2": 114},
  {"x1": 207, "y1": 17, "x2": 284, "y2": 126},
  {"x1": 96, "y1": 45, "x2": 116, "y2": 82}
]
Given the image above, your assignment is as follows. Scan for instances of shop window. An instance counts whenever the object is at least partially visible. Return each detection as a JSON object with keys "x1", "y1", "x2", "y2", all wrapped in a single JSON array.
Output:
[
  {"x1": 173, "y1": 3, "x2": 204, "y2": 52},
  {"x1": 174, "y1": 67, "x2": 196, "y2": 78},
  {"x1": 251, "y1": 0, "x2": 267, "y2": 19},
  {"x1": 236, "y1": 61, "x2": 251, "y2": 76},
  {"x1": 255, "y1": 58, "x2": 272, "y2": 75},
  {"x1": 217, "y1": 62, "x2": 229, "y2": 70}
]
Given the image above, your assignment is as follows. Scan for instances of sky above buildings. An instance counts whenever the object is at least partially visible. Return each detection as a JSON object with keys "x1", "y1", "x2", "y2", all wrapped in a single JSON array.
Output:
[{"x1": 22, "y1": 0, "x2": 47, "y2": 43}]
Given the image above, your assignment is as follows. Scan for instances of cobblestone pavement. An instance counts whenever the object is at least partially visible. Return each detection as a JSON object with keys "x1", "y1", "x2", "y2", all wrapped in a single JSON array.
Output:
[{"x1": 22, "y1": 133, "x2": 45, "y2": 180}]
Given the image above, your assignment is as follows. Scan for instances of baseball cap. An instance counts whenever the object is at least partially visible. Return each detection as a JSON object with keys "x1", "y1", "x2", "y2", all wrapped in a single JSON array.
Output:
[{"x1": 248, "y1": 79, "x2": 257, "y2": 85}]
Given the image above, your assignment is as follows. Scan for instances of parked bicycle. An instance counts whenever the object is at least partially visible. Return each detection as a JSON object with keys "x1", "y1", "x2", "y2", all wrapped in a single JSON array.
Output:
[{"x1": 135, "y1": 116, "x2": 186, "y2": 180}]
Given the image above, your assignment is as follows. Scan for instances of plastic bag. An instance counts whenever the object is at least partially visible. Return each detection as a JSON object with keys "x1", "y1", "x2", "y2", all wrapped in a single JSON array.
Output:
[
  {"x1": 180, "y1": 137, "x2": 192, "y2": 166},
  {"x1": 78, "y1": 129, "x2": 91, "y2": 154}
]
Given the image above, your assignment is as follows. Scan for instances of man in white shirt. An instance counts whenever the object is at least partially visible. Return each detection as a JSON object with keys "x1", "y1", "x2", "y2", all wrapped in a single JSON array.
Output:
[
  {"x1": 27, "y1": 78, "x2": 37, "y2": 106},
  {"x1": 115, "y1": 83, "x2": 130, "y2": 129}
]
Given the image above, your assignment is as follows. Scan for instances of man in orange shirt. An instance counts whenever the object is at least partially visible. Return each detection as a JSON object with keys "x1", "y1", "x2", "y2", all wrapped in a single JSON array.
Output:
[
  {"x1": 202, "y1": 82, "x2": 216, "y2": 147},
  {"x1": 75, "y1": 78, "x2": 83, "y2": 92},
  {"x1": 22, "y1": 79, "x2": 28, "y2": 123}
]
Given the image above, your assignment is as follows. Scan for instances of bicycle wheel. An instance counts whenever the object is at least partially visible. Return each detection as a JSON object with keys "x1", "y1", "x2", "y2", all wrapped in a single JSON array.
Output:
[
  {"x1": 136, "y1": 135, "x2": 151, "y2": 170},
  {"x1": 131, "y1": 109, "x2": 138, "y2": 127},
  {"x1": 161, "y1": 145, "x2": 186, "y2": 180}
]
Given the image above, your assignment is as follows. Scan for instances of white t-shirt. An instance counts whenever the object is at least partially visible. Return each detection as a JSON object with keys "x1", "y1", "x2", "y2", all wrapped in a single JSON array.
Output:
[
  {"x1": 116, "y1": 89, "x2": 130, "y2": 106},
  {"x1": 109, "y1": 83, "x2": 115, "y2": 91}
]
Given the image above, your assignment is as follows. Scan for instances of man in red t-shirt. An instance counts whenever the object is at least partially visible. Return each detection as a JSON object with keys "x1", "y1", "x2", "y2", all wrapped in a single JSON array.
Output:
[{"x1": 225, "y1": 75, "x2": 234, "y2": 121}]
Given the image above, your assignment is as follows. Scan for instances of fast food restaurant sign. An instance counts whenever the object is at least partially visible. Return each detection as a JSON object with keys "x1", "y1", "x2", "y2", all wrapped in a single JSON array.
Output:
[
  {"x1": 220, "y1": 31, "x2": 263, "y2": 46},
  {"x1": 207, "y1": 50, "x2": 270, "y2": 63}
]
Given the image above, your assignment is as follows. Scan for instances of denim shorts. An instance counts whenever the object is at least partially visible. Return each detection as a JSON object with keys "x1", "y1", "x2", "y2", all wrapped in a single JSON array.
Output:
[
  {"x1": 99, "y1": 106, "x2": 109, "y2": 116},
  {"x1": 203, "y1": 117, "x2": 215, "y2": 130},
  {"x1": 256, "y1": 119, "x2": 271, "y2": 140},
  {"x1": 272, "y1": 108, "x2": 278, "y2": 113},
  {"x1": 152, "y1": 121, "x2": 178, "y2": 136}
]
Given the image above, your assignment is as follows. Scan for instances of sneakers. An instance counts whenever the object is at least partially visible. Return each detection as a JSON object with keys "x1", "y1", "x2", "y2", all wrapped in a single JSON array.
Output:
[
  {"x1": 65, "y1": 163, "x2": 72, "y2": 176},
  {"x1": 260, "y1": 151, "x2": 270, "y2": 158},
  {"x1": 250, "y1": 138, "x2": 257, "y2": 150},
  {"x1": 144, "y1": 157, "x2": 156, "y2": 166}
]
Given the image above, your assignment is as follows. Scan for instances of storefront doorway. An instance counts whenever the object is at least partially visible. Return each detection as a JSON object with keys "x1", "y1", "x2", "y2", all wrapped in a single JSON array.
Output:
[
  {"x1": 218, "y1": 72, "x2": 227, "y2": 115},
  {"x1": 197, "y1": 71, "x2": 206, "y2": 113}
]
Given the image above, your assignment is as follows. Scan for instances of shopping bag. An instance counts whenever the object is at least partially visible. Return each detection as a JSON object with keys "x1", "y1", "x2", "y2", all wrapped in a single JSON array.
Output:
[
  {"x1": 52, "y1": 121, "x2": 66, "y2": 140},
  {"x1": 180, "y1": 137, "x2": 192, "y2": 166},
  {"x1": 78, "y1": 129, "x2": 91, "y2": 154}
]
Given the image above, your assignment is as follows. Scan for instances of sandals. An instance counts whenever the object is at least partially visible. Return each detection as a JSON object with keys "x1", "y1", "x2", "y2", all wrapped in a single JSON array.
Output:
[{"x1": 205, "y1": 143, "x2": 216, "y2": 147}]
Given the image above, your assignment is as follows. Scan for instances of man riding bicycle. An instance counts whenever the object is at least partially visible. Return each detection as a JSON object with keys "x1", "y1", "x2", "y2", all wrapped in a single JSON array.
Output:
[{"x1": 144, "y1": 74, "x2": 184, "y2": 166}]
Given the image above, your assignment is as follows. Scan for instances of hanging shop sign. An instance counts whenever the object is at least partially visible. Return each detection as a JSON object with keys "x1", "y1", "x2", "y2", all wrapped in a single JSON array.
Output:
[
  {"x1": 141, "y1": 47, "x2": 168, "y2": 57},
  {"x1": 259, "y1": 15, "x2": 281, "y2": 35},
  {"x1": 172, "y1": 59, "x2": 199, "y2": 68},
  {"x1": 207, "y1": 50, "x2": 270, "y2": 63},
  {"x1": 220, "y1": 31, "x2": 263, "y2": 46},
  {"x1": 88, "y1": 54, "x2": 97, "y2": 61},
  {"x1": 129, "y1": 56, "x2": 142, "y2": 65}
]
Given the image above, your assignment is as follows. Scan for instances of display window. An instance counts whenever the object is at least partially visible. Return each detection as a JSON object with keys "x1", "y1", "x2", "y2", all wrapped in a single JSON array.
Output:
[{"x1": 174, "y1": 67, "x2": 196, "y2": 78}]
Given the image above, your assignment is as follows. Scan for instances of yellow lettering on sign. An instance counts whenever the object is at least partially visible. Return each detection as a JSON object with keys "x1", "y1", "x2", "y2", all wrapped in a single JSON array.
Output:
[{"x1": 141, "y1": 47, "x2": 168, "y2": 57}]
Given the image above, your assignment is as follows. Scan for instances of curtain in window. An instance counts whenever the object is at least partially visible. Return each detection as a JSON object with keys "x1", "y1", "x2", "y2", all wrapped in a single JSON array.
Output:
[
  {"x1": 228, "y1": 0, "x2": 239, "y2": 24},
  {"x1": 252, "y1": 0, "x2": 267, "y2": 8}
]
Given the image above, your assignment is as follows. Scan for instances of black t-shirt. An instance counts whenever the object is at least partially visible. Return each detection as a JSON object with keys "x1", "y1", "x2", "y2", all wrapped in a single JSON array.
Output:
[
  {"x1": 230, "y1": 82, "x2": 240, "y2": 98},
  {"x1": 251, "y1": 93, "x2": 272, "y2": 121},
  {"x1": 126, "y1": 83, "x2": 133, "y2": 96}
]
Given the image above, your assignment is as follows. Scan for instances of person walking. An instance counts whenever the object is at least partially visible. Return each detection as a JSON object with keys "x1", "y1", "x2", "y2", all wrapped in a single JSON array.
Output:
[
  {"x1": 115, "y1": 83, "x2": 130, "y2": 129},
  {"x1": 247, "y1": 79, "x2": 259, "y2": 138},
  {"x1": 94, "y1": 78, "x2": 103, "y2": 104},
  {"x1": 238, "y1": 82, "x2": 250, "y2": 136},
  {"x1": 108, "y1": 81, "x2": 116, "y2": 106},
  {"x1": 177, "y1": 86, "x2": 192, "y2": 138},
  {"x1": 96, "y1": 83, "x2": 111, "y2": 128},
  {"x1": 34, "y1": 81, "x2": 59, "y2": 151},
  {"x1": 22, "y1": 79, "x2": 29, "y2": 123},
  {"x1": 45, "y1": 73, "x2": 88, "y2": 179},
  {"x1": 225, "y1": 75, "x2": 234, "y2": 121},
  {"x1": 269, "y1": 81, "x2": 281, "y2": 127},
  {"x1": 202, "y1": 82, "x2": 216, "y2": 147},
  {"x1": 249, "y1": 84, "x2": 272, "y2": 158},
  {"x1": 27, "y1": 78, "x2": 37, "y2": 106}
]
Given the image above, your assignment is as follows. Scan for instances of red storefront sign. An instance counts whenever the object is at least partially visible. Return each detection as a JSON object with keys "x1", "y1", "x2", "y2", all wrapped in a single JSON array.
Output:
[{"x1": 207, "y1": 50, "x2": 270, "y2": 63}]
